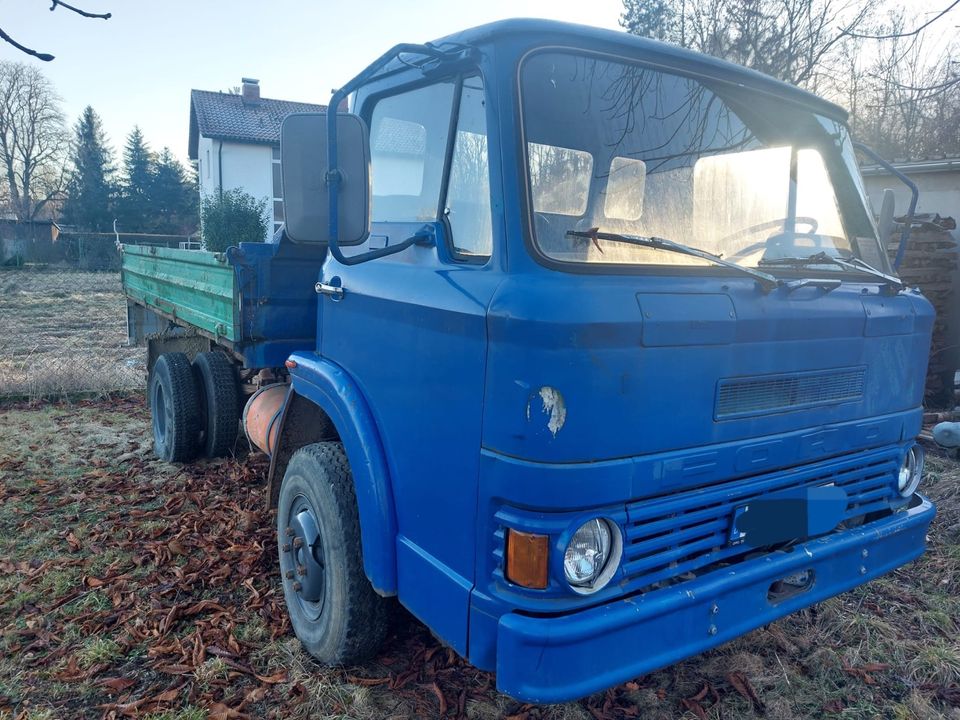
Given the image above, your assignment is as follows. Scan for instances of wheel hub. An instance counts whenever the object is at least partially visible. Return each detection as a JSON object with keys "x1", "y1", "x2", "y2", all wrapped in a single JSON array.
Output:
[
  {"x1": 285, "y1": 503, "x2": 325, "y2": 607},
  {"x1": 152, "y1": 383, "x2": 167, "y2": 443}
]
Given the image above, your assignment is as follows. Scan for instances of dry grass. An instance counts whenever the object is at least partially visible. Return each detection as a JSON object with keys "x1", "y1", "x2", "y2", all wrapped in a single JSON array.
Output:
[
  {"x1": 0, "y1": 398, "x2": 959, "y2": 719},
  {"x1": 0, "y1": 270, "x2": 144, "y2": 400}
]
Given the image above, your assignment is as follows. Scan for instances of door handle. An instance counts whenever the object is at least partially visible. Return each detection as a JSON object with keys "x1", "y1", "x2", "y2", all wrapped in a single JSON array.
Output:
[{"x1": 315, "y1": 281, "x2": 344, "y2": 298}]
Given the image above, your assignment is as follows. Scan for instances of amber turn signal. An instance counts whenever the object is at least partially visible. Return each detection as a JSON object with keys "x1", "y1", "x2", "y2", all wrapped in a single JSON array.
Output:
[{"x1": 505, "y1": 529, "x2": 549, "y2": 589}]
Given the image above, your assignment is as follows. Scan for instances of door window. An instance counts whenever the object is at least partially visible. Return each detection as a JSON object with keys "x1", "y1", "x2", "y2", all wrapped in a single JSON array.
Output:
[
  {"x1": 444, "y1": 77, "x2": 493, "y2": 259},
  {"x1": 369, "y1": 82, "x2": 456, "y2": 223}
]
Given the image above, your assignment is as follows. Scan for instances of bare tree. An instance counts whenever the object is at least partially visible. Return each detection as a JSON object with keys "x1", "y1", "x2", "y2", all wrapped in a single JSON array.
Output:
[
  {"x1": 0, "y1": 1, "x2": 111, "y2": 62},
  {"x1": 0, "y1": 62, "x2": 68, "y2": 221},
  {"x1": 621, "y1": 0, "x2": 875, "y2": 90},
  {"x1": 622, "y1": 0, "x2": 960, "y2": 158},
  {"x1": 834, "y1": 6, "x2": 960, "y2": 158}
]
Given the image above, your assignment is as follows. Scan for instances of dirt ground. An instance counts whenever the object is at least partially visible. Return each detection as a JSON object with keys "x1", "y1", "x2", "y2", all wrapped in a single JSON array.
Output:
[
  {"x1": 0, "y1": 396, "x2": 959, "y2": 720},
  {"x1": 0, "y1": 271, "x2": 143, "y2": 400}
]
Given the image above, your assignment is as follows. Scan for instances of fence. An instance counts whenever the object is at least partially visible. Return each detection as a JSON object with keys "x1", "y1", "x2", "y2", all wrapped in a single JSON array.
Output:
[{"x1": 0, "y1": 233, "x2": 195, "y2": 401}]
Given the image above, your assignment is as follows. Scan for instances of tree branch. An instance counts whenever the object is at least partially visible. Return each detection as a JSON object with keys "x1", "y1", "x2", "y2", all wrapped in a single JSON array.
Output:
[
  {"x1": 1, "y1": 3, "x2": 110, "y2": 62},
  {"x1": 49, "y1": 0, "x2": 111, "y2": 20},
  {"x1": 0, "y1": 27, "x2": 54, "y2": 61},
  {"x1": 842, "y1": 0, "x2": 959, "y2": 39},
  {"x1": 864, "y1": 70, "x2": 960, "y2": 105}
]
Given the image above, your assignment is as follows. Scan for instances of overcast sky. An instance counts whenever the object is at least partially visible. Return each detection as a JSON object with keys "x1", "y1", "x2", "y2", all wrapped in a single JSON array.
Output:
[{"x1": 0, "y1": 0, "x2": 623, "y2": 168}]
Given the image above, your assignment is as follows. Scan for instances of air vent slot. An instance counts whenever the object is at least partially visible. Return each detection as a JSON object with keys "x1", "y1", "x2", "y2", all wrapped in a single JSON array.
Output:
[{"x1": 716, "y1": 367, "x2": 866, "y2": 420}]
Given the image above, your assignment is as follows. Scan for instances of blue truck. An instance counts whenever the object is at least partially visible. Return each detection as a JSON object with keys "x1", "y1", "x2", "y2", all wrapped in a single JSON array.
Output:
[{"x1": 122, "y1": 19, "x2": 935, "y2": 703}]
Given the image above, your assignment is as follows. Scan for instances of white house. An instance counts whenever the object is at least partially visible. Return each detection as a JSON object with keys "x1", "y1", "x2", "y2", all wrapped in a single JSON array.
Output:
[{"x1": 188, "y1": 78, "x2": 325, "y2": 240}]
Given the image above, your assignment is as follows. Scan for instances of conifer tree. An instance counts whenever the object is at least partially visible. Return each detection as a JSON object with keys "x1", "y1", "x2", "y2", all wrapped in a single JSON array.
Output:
[
  {"x1": 117, "y1": 126, "x2": 154, "y2": 230},
  {"x1": 151, "y1": 147, "x2": 198, "y2": 234},
  {"x1": 62, "y1": 106, "x2": 114, "y2": 231}
]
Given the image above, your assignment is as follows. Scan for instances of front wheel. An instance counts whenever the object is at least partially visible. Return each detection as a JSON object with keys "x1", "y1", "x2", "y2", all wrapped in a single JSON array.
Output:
[{"x1": 277, "y1": 442, "x2": 388, "y2": 665}]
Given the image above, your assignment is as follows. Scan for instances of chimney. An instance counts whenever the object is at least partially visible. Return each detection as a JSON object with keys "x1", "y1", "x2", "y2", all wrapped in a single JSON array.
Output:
[{"x1": 241, "y1": 77, "x2": 260, "y2": 104}]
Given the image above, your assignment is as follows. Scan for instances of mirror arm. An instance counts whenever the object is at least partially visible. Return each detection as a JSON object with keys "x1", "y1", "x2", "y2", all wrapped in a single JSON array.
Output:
[
  {"x1": 328, "y1": 229, "x2": 433, "y2": 267},
  {"x1": 854, "y1": 142, "x2": 918, "y2": 271}
]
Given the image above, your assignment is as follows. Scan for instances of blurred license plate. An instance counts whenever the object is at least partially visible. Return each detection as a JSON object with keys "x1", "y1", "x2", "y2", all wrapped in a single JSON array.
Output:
[{"x1": 729, "y1": 485, "x2": 848, "y2": 548}]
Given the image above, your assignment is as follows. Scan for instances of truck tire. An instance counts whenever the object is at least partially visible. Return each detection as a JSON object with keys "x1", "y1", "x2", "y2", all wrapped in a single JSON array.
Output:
[
  {"x1": 193, "y1": 351, "x2": 240, "y2": 458},
  {"x1": 277, "y1": 442, "x2": 388, "y2": 665},
  {"x1": 149, "y1": 352, "x2": 201, "y2": 463}
]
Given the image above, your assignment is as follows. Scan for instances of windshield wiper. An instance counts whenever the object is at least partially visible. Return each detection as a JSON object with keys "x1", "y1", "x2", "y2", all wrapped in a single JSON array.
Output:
[
  {"x1": 759, "y1": 251, "x2": 904, "y2": 291},
  {"x1": 566, "y1": 229, "x2": 780, "y2": 292}
]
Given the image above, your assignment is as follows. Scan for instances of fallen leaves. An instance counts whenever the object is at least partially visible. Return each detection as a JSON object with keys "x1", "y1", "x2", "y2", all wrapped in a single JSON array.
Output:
[
  {"x1": 2, "y1": 397, "x2": 284, "y2": 717},
  {"x1": 842, "y1": 660, "x2": 891, "y2": 685},
  {"x1": 98, "y1": 677, "x2": 136, "y2": 693},
  {"x1": 727, "y1": 670, "x2": 765, "y2": 712},
  {"x1": 64, "y1": 530, "x2": 83, "y2": 551}
]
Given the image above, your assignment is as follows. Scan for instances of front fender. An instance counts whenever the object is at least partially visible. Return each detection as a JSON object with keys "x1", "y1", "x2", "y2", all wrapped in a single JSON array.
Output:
[{"x1": 283, "y1": 352, "x2": 398, "y2": 596}]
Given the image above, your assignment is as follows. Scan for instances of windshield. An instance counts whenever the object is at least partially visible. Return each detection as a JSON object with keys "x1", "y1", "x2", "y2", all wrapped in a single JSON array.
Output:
[{"x1": 519, "y1": 51, "x2": 887, "y2": 272}]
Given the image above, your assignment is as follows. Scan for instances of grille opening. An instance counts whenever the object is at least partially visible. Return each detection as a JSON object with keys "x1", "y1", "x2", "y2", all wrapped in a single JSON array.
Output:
[
  {"x1": 716, "y1": 367, "x2": 866, "y2": 419},
  {"x1": 620, "y1": 451, "x2": 899, "y2": 595},
  {"x1": 628, "y1": 522, "x2": 725, "y2": 561}
]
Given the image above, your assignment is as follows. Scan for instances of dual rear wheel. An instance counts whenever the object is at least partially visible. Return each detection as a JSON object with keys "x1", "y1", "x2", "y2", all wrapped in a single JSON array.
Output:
[{"x1": 149, "y1": 351, "x2": 241, "y2": 462}]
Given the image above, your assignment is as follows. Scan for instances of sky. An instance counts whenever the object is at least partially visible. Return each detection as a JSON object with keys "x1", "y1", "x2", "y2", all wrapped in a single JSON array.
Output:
[{"x1": 0, "y1": 0, "x2": 624, "y2": 167}]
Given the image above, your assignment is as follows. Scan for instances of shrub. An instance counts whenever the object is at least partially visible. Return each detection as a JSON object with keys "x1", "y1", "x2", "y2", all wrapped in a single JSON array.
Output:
[{"x1": 200, "y1": 189, "x2": 268, "y2": 252}]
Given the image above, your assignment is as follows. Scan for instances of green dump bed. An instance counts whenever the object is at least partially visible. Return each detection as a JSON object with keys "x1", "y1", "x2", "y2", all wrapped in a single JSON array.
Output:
[
  {"x1": 121, "y1": 245, "x2": 240, "y2": 341},
  {"x1": 121, "y1": 242, "x2": 326, "y2": 368}
]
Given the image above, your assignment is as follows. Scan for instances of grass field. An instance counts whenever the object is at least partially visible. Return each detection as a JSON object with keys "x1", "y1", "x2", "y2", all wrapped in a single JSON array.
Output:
[
  {"x1": 0, "y1": 270, "x2": 143, "y2": 400},
  {"x1": 0, "y1": 397, "x2": 959, "y2": 720}
]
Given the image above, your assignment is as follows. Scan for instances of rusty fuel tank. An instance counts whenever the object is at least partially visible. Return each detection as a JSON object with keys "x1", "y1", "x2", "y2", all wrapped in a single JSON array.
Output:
[{"x1": 242, "y1": 383, "x2": 288, "y2": 455}]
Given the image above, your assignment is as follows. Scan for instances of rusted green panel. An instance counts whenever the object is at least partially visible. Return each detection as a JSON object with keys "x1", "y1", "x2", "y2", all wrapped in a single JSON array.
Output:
[{"x1": 120, "y1": 245, "x2": 240, "y2": 342}]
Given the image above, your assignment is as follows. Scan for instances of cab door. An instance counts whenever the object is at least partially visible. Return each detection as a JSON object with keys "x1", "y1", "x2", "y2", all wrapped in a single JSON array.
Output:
[{"x1": 319, "y1": 74, "x2": 501, "y2": 653}]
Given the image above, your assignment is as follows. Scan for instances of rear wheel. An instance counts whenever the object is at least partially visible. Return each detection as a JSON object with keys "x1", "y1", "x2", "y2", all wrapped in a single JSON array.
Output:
[
  {"x1": 149, "y1": 352, "x2": 201, "y2": 462},
  {"x1": 277, "y1": 442, "x2": 388, "y2": 664},
  {"x1": 192, "y1": 351, "x2": 240, "y2": 458}
]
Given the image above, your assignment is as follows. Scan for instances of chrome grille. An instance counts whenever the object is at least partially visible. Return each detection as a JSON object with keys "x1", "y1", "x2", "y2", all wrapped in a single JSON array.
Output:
[
  {"x1": 716, "y1": 368, "x2": 866, "y2": 419},
  {"x1": 621, "y1": 448, "x2": 899, "y2": 594}
]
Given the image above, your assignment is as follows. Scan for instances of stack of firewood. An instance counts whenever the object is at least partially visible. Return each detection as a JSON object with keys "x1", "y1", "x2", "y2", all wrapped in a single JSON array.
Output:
[{"x1": 887, "y1": 214, "x2": 958, "y2": 407}]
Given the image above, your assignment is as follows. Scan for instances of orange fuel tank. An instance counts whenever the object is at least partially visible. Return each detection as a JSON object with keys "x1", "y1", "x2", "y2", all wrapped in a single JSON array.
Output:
[{"x1": 242, "y1": 383, "x2": 288, "y2": 455}]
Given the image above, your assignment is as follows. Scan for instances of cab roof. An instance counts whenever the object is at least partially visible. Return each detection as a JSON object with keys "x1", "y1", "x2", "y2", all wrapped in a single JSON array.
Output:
[{"x1": 429, "y1": 18, "x2": 848, "y2": 122}]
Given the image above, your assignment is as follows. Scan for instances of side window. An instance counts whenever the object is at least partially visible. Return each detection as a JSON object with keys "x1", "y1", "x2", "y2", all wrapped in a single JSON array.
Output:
[
  {"x1": 445, "y1": 77, "x2": 492, "y2": 259},
  {"x1": 369, "y1": 82, "x2": 455, "y2": 223}
]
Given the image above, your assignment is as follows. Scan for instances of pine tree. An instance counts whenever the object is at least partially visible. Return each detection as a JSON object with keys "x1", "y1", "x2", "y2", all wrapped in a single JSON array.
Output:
[
  {"x1": 151, "y1": 148, "x2": 198, "y2": 234},
  {"x1": 117, "y1": 126, "x2": 155, "y2": 231},
  {"x1": 61, "y1": 106, "x2": 115, "y2": 231}
]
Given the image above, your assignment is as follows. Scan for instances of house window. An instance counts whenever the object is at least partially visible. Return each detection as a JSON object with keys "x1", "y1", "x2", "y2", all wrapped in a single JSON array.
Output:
[
  {"x1": 272, "y1": 146, "x2": 283, "y2": 233},
  {"x1": 206, "y1": 149, "x2": 211, "y2": 179}
]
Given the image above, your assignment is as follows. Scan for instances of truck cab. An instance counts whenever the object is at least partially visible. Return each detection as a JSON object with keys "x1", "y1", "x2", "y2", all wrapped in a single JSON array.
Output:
[{"x1": 134, "y1": 18, "x2": 936, "y2": 703}]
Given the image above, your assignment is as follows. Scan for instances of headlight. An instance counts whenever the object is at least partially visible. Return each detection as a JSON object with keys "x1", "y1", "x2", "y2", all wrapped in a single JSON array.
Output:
[
  {"x1": 563, "y1": 518, "x2": 622, "y2": 594},
  {"x1": 898, "y1": 444, "x2": 924, "y2": 497}
]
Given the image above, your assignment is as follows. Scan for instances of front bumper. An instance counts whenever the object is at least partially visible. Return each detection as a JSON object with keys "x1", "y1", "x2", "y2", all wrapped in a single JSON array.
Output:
[{"x1": 495, "y1": 495, "x2": 934, "y2": 703}]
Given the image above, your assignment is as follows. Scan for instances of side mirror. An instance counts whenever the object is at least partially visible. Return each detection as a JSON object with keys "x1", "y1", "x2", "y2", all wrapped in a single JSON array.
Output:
[
  {"x1": 854, "y1": 142, "x2": 918, "y2": 271},
  {"x1": 280, "y1": 112, "x2": 370, "y2": 245},
  {"x1": 878, "y1": 188, "x2": 896, "y2": 244}
]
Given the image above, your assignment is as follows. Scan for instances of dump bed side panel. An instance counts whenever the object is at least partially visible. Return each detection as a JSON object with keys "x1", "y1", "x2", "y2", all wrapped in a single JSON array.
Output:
[{"x1": 121, "y1": 245, "x2": 240, "y2": 342}]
